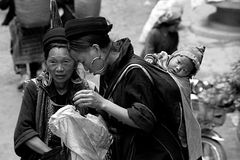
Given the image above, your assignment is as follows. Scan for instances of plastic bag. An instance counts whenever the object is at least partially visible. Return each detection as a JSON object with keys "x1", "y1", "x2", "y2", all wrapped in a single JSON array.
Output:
[{"x1": 49, "y1": 105, "x2": 112, "y2": 160}]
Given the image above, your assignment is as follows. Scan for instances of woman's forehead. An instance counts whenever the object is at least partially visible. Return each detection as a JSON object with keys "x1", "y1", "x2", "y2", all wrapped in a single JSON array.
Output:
[
  {"x1": 48, "y1": 47, "x2": 71, "y2": 58},
  {"x1": 70, "y1": 48, "x2": 93, "y2": 57}
]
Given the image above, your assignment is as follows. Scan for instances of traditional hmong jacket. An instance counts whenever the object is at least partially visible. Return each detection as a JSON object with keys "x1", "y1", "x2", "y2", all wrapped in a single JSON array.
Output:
[
  {"x1": 14, "y1": 71, "x2": 95, "y2": 160},
  {"x1": 99, "y1": 38, "x2": 187, "y2": 160}
]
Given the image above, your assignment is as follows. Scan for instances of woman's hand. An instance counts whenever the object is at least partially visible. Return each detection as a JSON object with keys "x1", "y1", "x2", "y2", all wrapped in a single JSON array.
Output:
[
  {"x1": 25, "y1": 136, "x2": 52, "y2": 155},
  {"x1": 73, "y1": 90, "x2": 140, "y2": 128},
  {"x1": 73, "y1": 89, "x2": 107, "y2": 111}
]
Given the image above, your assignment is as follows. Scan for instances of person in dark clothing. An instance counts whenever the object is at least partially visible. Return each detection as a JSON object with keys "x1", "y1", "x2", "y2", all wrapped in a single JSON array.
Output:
[
  {"x1": 140, "y1": 18, "x2": 180, "y2": 58},
  {"x1": 56, "y1": 0, "x2": 75, "y2": 25},
  {"x1": 14, "y1": 27, "x2": 96, "y2": 160},
  {"x1": 64, "y1": 16, "x2": 190, "y2": 160}
]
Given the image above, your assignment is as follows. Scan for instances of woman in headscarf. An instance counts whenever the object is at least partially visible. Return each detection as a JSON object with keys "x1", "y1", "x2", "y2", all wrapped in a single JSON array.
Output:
[
  {"x1": 140, "y1": 17, "x2": 181, "y2": 58},
  {"x1": 14, "y1": 27, "x2": 96, "y2": 160},
  {"x1": 64, "y1": 17, "x2": 193, "y2": 160},
  {"x1": 139, "y1": 0, "x2": 183, "y2": 57}
]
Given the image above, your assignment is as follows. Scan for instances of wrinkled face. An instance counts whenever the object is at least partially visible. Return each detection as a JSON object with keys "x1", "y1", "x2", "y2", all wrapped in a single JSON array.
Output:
[
  {"x1": 46, "y1": 47, "x2": 75, "y2": 84},
  {"x1": 168, "y1": 55, "x2": 194, "y2": 77},
  {"x1": 70, "y1": 46, "x2": 104, "y2": 75}
]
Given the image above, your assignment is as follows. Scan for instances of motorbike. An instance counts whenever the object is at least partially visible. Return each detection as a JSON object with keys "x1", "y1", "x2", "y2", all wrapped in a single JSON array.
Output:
[
  {"x1": 229, "y1": 98, "x2": 240, "y2": 142},
  {"x1": 191, "y1": 79, "x2": 232, "y2": 160}
]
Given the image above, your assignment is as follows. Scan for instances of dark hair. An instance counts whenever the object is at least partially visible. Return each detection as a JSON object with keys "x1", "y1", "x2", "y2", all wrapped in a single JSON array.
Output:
[
  {"x1": 69, "y1": 33, "x2": 111, "y2": 51},
  {"x1": 44, "y1": 42, "x2": 68, "y2": 60}
]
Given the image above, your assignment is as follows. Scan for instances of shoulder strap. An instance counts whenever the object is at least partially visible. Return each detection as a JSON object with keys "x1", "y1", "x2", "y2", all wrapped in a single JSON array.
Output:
[
  {"x1": 107, "y1": 63, "x2": 185, "y2": 160},
  {"x1": 107, "y1": 63, "x2": 153, "y2": 99}
]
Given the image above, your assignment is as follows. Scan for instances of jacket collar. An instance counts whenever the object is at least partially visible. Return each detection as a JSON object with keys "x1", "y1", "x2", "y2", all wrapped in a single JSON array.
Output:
[{"x1": 103, "y1": 38, "x2": 134, "y2": 85}]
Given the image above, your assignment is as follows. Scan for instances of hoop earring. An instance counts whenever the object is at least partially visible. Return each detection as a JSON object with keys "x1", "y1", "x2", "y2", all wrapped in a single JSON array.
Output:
[
  {"x1": 91, "y1": 56, "x2": 105, "y2": 74},
  {"x1": 42, "y1": 70, "x2": 52, "y2": 86}
]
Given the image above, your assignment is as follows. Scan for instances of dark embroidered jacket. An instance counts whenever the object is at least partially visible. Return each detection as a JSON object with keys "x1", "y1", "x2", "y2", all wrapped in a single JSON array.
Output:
[
  {"x1": 100, "y1": 38, "x2": 186, "y2": 160},
  {"x1": 14, "y1": 71, "x2": 92, "y2": 160}
]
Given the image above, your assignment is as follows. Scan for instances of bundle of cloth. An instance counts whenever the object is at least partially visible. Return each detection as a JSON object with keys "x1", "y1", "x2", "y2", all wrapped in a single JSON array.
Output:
[{"x1": 49, "y1": 105, "x2": 113, "y2": 160}]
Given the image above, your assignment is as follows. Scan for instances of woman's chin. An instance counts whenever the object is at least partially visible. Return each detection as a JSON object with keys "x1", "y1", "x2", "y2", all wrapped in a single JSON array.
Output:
[{"x1": 53, "y1": 77, "x2": 69, "y2": 84}]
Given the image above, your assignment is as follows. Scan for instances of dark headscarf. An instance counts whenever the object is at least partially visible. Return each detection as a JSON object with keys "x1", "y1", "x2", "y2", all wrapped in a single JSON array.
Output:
[
  {"x1": 64, "y1": 16, "x2": 112, "y2": 40},
  {"x1": 42, "y1": 27, "x2": 68, "y2": 59}
]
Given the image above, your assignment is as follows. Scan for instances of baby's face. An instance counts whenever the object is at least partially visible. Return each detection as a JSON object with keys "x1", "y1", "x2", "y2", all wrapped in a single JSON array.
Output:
[{"x1": 168, "y1": 55, "x2": 194, "y2": 77}]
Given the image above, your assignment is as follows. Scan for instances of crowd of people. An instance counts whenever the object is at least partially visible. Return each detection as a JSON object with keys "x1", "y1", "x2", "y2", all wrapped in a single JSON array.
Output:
[{"x1": 1, "y1": 0, "x2": 206, "y2": 160}]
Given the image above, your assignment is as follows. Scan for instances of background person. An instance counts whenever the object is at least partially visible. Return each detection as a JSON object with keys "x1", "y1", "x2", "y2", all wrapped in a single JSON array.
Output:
[
  {"x1": 65, "y1": 16, "x2": 190, "y2": 160},
  {"x1": 139, "y1": 0, "x2": 184, "y2": 58},
  {"x1": 140, "y1": 17, "x2": 181, "y2": 58}
]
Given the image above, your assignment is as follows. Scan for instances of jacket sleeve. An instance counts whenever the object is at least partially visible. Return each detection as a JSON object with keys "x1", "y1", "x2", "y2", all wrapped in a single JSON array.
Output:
[
  {"x1": 14, "y1": 81, "x2": 40, "y2": 157},
  {"x1": 156, "y1": 51, "x2": 169, "y2": 71},
  {"x1": 124, "y1": 68, "x2": 159, "y2": 133}
]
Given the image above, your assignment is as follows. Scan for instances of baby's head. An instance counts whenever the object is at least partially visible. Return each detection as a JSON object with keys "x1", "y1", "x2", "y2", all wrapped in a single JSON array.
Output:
[{"x1": 167, "y1": 46, "x2": 205, "y2": 77}]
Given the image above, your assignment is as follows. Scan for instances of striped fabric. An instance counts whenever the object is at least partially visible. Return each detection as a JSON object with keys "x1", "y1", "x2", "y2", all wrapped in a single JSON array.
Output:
[{"x1": 10, "y1": 18, "x2": 46, "y2": 65}]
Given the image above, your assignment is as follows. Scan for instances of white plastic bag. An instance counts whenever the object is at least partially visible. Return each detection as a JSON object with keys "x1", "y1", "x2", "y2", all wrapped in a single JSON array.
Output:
[{"x1": 49, "y1": 105, "x2": 112, "y2": 160}]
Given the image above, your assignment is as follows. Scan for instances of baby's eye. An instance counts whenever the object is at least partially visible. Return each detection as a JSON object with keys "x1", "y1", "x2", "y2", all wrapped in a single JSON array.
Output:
[{"x1": 182, "y1": 68, "x2": 189, "y2": 73}]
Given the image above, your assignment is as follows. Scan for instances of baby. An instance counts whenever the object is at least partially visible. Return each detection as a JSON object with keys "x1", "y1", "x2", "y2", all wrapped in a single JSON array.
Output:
[
  {"x1": 144, "y1": 45, "x2": 205, "y2": 105},
  {"x1": 144, "y1": 45, "x2": 205, "y2": 78},
  {"x1": 144, "y1": 46, "x2": 205, "y2": 158}
]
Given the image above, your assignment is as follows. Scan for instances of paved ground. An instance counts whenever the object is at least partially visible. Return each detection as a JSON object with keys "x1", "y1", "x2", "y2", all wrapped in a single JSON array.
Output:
[{"x1": 0, "y1": 0, "x2": 240, "y2": 159}]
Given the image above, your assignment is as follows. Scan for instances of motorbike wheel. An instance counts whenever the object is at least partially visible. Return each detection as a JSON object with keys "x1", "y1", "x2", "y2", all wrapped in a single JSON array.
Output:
[{"x1": 202, "y1": 137, "x2": 227, "y2": 160}]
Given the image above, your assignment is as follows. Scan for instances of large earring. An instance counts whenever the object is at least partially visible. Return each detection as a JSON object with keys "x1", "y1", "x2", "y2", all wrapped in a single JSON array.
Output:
[
  {"x1": 42, "y1": 70, "x2": 52, "y2": 86},
  {"x1": 91, "y1": 56, "x2": 105, "y2": 74}
]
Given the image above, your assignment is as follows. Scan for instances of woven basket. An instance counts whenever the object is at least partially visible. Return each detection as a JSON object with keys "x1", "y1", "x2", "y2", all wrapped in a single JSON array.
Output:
[
  {"x1": 14, "y1": 0, "x2": 50, "y2": 28},
  {"x1": 74, "y1": 0, "x2": 101, "y2": 18}
]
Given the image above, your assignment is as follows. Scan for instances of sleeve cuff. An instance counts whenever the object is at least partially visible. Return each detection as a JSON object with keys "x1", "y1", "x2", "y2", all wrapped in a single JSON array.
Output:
[
  {"x1": 128, "y1": 102, "x2": 157, "y2": 133},
  {"x1": 15, "y1": 129, "x2": 39, "y2": 154}
]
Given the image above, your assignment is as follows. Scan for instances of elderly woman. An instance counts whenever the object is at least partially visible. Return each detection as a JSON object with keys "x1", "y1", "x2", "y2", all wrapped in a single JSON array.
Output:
[
  {"x1": 14, "y1": 27, "x2": 95, "y2": 160},
  {"x1": 64, "y1": 17, "x2": 200, "y2": 160}
]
